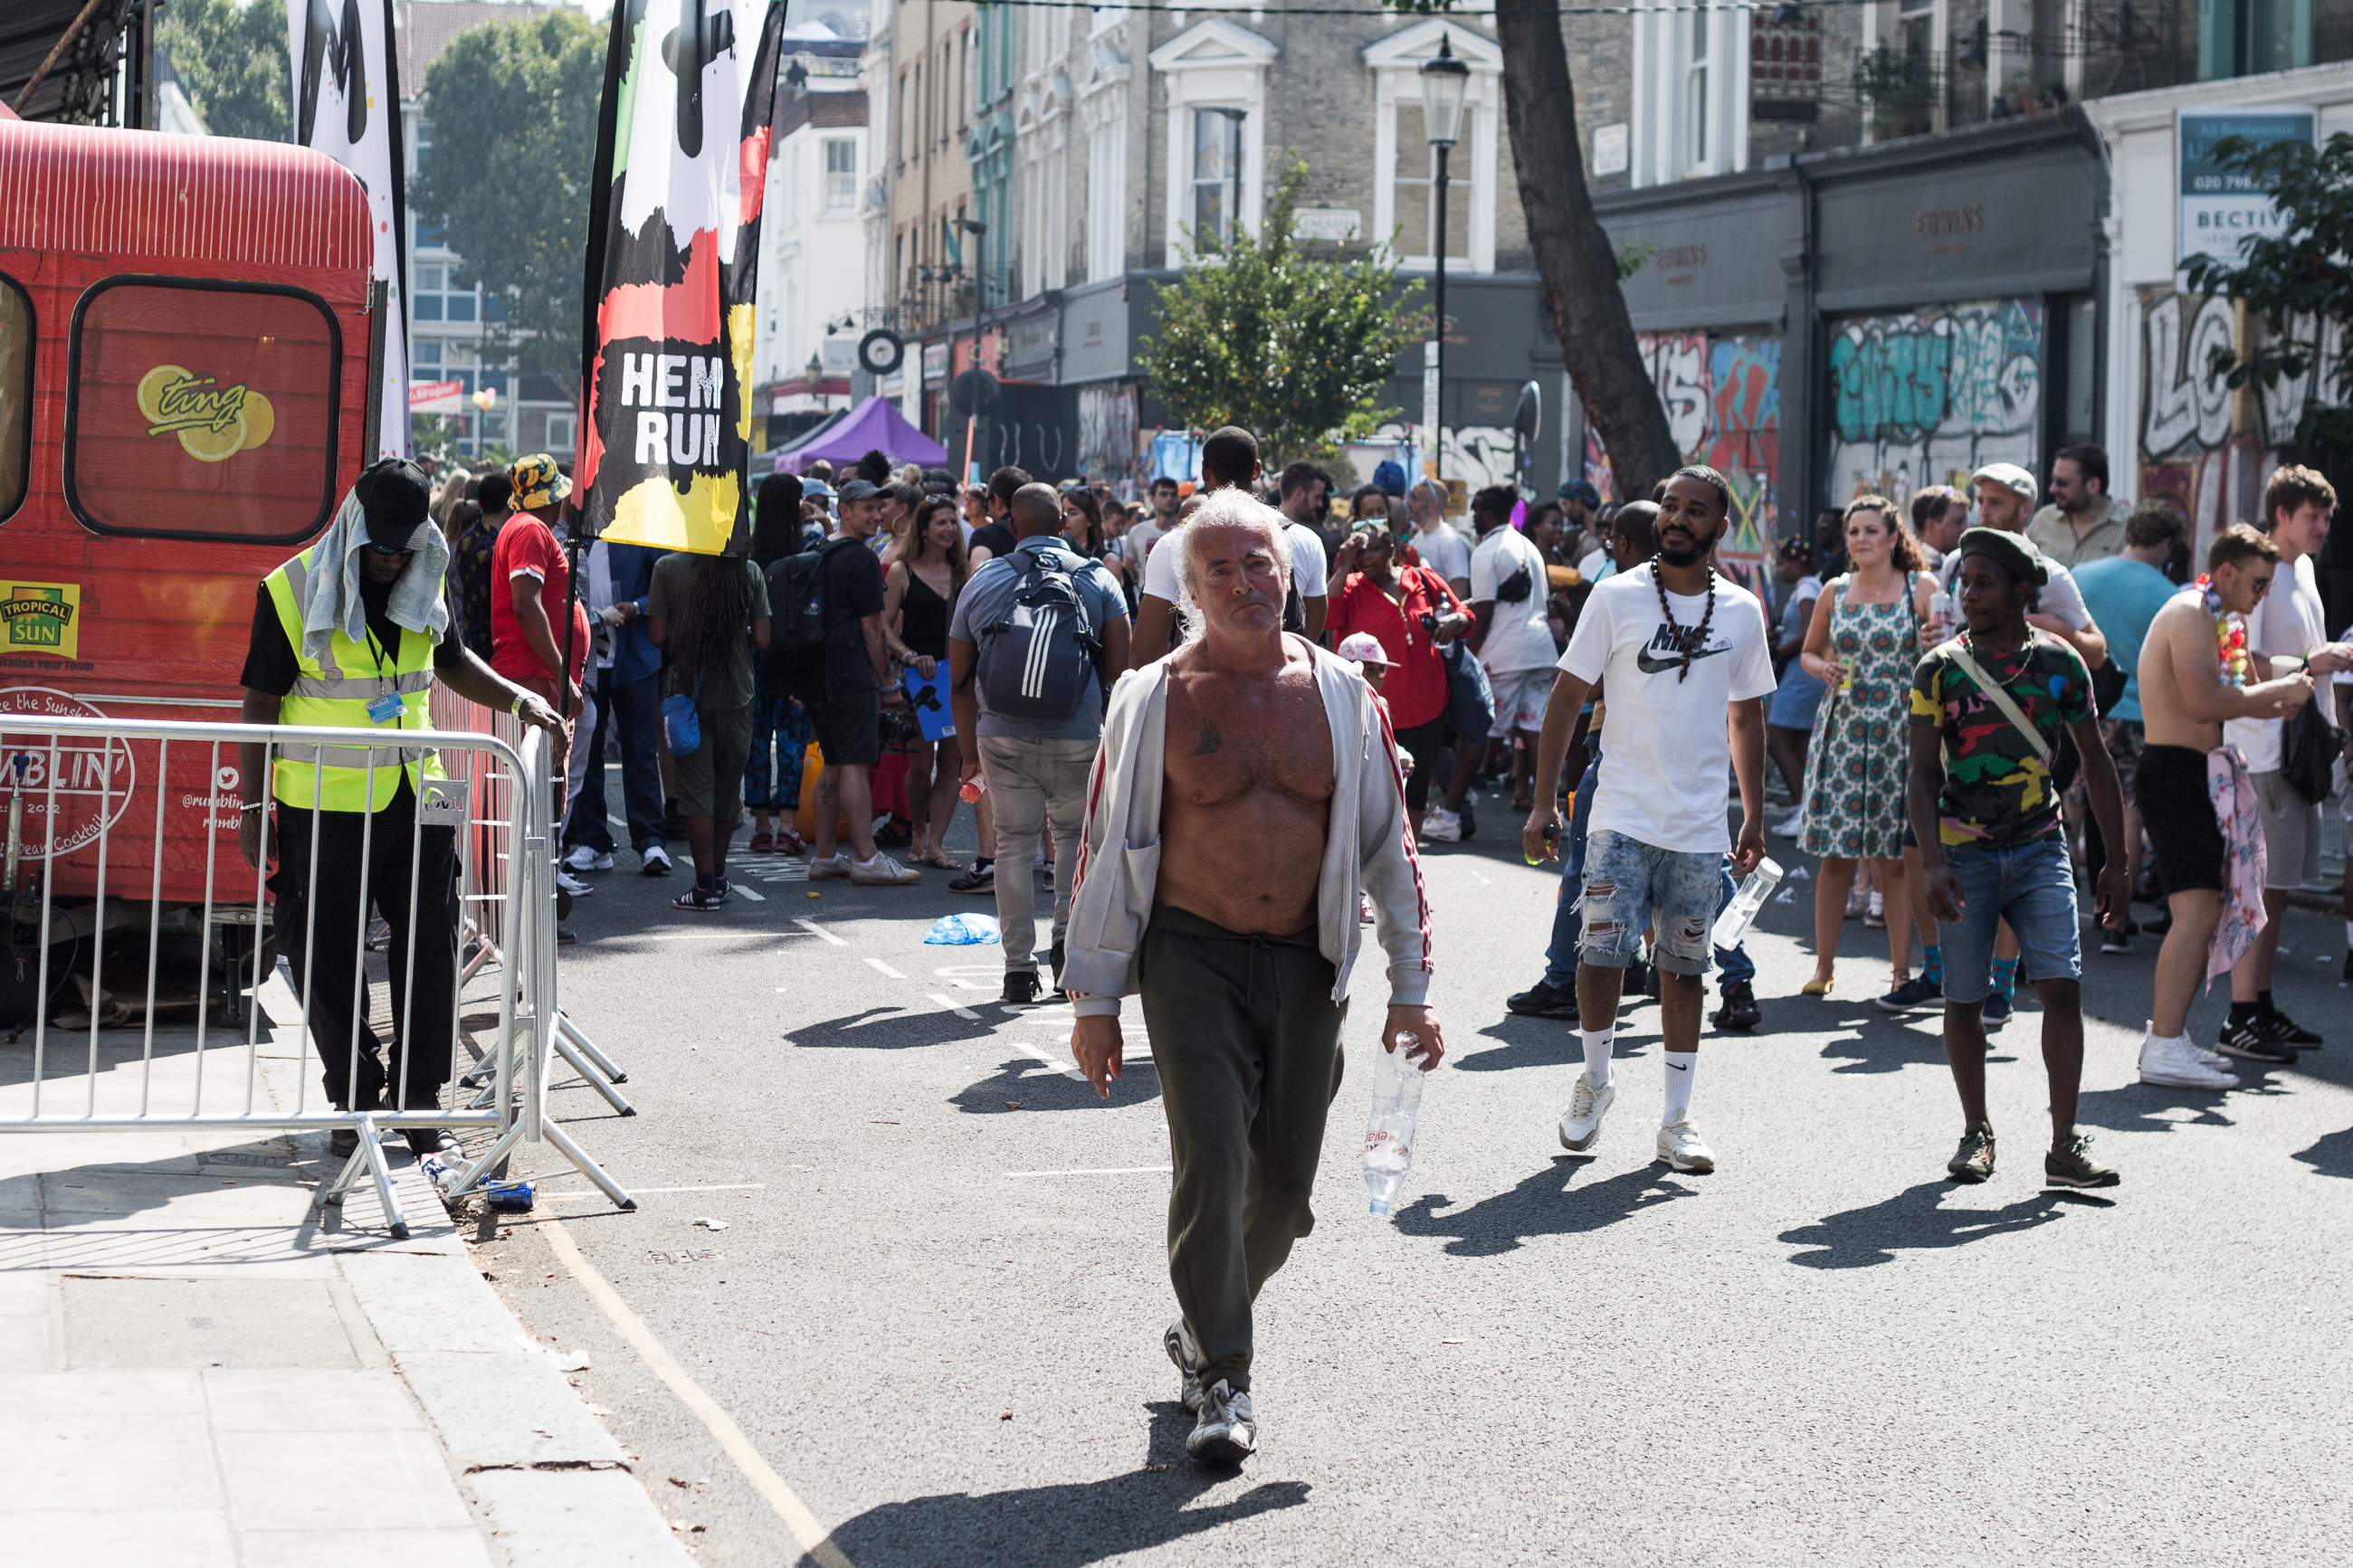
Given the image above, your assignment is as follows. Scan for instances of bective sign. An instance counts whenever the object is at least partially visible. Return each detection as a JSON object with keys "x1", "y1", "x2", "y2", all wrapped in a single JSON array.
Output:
[{"x1": 2178, "y1": 107, "x2": 2315, "y2": 271}]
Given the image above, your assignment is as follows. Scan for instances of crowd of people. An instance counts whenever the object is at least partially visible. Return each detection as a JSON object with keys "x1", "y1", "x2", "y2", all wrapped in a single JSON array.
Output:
[{"x1": 268, "y1": 433, "x2": 2347, "y2": 1466}]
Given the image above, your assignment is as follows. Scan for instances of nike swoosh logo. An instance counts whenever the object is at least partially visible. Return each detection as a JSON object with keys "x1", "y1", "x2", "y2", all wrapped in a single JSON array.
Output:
[
  {"x1": 1668, "y1": 1061, "x2": 1690, "y2": 1071},
  {"x1": 1635, "y1": 643, "x2": 1731, "y2": 675}
]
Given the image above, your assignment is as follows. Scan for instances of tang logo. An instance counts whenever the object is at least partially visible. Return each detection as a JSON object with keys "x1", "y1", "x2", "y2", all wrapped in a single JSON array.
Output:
[{"x1": 137, "y1": 365, "x2": 276, "y2": 462}]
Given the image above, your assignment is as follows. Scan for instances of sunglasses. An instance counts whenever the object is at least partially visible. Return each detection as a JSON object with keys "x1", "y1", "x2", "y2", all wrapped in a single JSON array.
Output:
[{"x1": 362, "y1": 541, "x2": 414, "y2": 557}]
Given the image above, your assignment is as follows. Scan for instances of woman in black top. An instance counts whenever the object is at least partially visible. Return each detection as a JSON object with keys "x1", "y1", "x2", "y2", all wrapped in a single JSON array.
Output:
[{"x1": 883, "y1": 495, "x2": 971, "y2": 869}]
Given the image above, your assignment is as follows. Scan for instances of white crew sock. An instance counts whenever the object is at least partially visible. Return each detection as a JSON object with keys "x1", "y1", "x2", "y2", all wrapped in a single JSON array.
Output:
[
  {"x1": 1581, "y1": 1028, "x2": 1615, "y2": 1089},
  {"x1": 1662, "y1": 1051, "x2": 1697, "y2": 1125}
]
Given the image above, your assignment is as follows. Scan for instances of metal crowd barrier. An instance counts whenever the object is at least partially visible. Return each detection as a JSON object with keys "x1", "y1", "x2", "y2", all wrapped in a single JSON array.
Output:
[{"x1": 0, "y1": 710, "x2": 634, "y2": 1237}]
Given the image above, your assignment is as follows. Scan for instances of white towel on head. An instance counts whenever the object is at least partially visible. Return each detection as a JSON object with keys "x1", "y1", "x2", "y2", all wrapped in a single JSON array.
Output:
[{"x1": 299, "y1": 488, "x2": 452, "y2": 663}]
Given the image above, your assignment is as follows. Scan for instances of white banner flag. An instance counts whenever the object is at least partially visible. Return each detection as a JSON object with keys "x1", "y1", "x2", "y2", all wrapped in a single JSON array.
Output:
[{"x1": 287, "y1": 0, "x2": 411, "y2": 461}]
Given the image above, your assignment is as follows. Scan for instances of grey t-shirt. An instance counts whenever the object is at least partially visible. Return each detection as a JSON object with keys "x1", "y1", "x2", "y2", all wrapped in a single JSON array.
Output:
[
  {"x1": 646, "y1": 553, "x2": 771, "y2": 713},
  {"x1": 948, "y1": 536, "x2": 1129, "y2": 739}
]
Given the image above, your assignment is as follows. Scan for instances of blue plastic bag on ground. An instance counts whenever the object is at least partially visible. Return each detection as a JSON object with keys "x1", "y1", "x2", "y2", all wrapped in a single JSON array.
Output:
[{"x1": 923, "y1": 913, "x2": 1000, "y2": 946}]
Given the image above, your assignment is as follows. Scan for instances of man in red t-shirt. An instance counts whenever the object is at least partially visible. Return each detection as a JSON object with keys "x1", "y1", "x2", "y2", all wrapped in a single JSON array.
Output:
[{"x1": 490, "y1": 453, "x2": 592, "y2": 795}]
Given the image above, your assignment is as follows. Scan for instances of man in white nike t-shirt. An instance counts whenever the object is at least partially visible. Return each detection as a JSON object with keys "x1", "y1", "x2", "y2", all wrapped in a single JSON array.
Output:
[{"x1": 1522, "y1": 466, "x2": 1776, "y2": 1174}]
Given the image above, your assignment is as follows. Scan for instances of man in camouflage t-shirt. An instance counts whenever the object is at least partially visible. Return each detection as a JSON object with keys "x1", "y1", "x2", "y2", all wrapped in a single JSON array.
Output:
[{"x1": 1907, "y1": 528, "x2": 2129, "y2": 1189}]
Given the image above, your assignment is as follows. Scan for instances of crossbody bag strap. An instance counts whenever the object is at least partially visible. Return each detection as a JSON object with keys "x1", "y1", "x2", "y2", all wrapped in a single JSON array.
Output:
[{"x1": 1943, "y1": 641, "x2": 2053, "y2": 764}]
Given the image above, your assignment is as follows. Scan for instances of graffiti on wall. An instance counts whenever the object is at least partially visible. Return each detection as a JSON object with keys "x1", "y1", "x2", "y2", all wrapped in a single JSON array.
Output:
[
  {"x1": 1368, "y1": 422, "x2": 1523, "y2": 496},
  {"x1": 1824, "y1": 298, "x2": 2042, "y2": 511},
  {"x1": 1077, "y1": 384, "x2": 1140, "y2": 480},
  {"x1": 2136, "y1": 289, "x2": 2348, "y2": 560},
  {"x1": 1582, "y1": 332, "x2": 1781, "y2": 594}
]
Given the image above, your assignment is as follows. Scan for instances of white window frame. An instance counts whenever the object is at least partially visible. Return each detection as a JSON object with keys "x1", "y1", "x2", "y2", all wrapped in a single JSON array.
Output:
[
  {"x1": 545, "y1": 412, "x2": 576, "y2": 451},
  {"x1": 1148, "y1": 19, "x2": 1276, "y2": 259},
  {"x1": 823, "y1": 138, "x2": 859, "y2": 213},
  {"x1": 1629, "y1": 0, "x2": 1749, "y2": 185},
  {"x1": 1363, "y1": 19, "x2": 1501, "y2": 276}
]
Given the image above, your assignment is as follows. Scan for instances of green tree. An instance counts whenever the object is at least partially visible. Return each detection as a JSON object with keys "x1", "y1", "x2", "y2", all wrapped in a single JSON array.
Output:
[
  {"x1": 409, "y1": 11, "x2": 603, "y2": 393},
  {"x1": 2184, "y1": 131, "x2": 2353, "y2": 453},
  {"x1": 1136, "y1": 157, "x2": 1417, "y2": 465},
  {"x1": 1384, "y1": 2, "x2": 1683, "y2": 500},
  {"x1": 157, "y1": 0, "x2": 290, "y2": 142}
]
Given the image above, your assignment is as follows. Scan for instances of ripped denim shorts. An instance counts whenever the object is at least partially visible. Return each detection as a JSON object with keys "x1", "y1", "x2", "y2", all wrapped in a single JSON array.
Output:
[{"x1": 1576, "y1": 830, "x2": 1723, "y2": 976}]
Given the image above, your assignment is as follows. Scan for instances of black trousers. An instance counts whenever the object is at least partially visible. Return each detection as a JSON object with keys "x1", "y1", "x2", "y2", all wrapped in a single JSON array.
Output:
[
  {"x1": 1140, "y1": 905, "x2": 1347, "y2": 1393},
  {"x1": 270, "y1": 777, "x2": 461, "y2": 1113}
]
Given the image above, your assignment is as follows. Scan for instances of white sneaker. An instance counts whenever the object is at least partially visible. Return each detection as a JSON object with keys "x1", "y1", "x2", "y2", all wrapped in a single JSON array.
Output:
[
  {"x1": 564, "y1": 844, "x2": 614, "y2": 872},
  {"x1": 1186, "y1": 1379, "x2": 1256, "y2": 1463},
  {"x1": 1656, "y1": 1118, "x2": 1716, "y2": 1172},
  {"x1": 555, "y1": 870, "x2": 595, "y2": 897},
  {"x1": 2138, "y1": 1031, "x2": 2240, "y2": 1089},
  {"x1": 1165, "y1": 1319, "x2": 1205, "y2": 1412},
  {"x1": 1421, "y1": 809, "x2": 1463, "y2": 843},
  {"x1": 1772, "y1": 809, "x2": 1806, "y2": 839},
  {"x1": 639, "y1": 843, "x2": 673, "y2": 876},
  {"x1": 807, "y1": 852, "x2": 852, "y2": 880},
  {"x1": 849, "y1": 852, "x2": 920, "y2": 886},
  {"x1": 1557, "y1": 1070, "x2": 1615, "y2": 1152}
]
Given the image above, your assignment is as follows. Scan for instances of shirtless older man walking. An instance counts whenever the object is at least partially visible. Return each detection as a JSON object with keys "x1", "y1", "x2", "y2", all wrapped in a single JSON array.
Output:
[{"x1": 1063, "y1": 489, "x2": 1442, "y2": 1465}]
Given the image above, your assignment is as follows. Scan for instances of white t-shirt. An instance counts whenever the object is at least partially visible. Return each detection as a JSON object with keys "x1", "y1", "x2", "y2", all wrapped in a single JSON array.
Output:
[
  {"x1": 1413, "y1": 522, "x2": 1472, "y2": 584},
  {"x1": 1557, "y1": 565, "x2": 1777, "y2": 853},
  {"x1": 1469, "y1": 527, "x2": 1556, "y2": 673},
  {"x1": 1127, "y1": 518, "x2": 1167, "y2": 565},
  {"x1": 1577, "y1": 546, "x2": 1610, "y2": 583},
  {"x1": 1936, "y1": 549, "x2": 2092, "y2": 629},
  {"x1": 1140, "y1": 521, "x2": 1328, "y2": 603},
  {"x1": 2225, "y1": 551, "x2": 2328, "y2": 772}
]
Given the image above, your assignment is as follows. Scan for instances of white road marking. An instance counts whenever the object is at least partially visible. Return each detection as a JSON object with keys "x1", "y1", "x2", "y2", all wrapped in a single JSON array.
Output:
[
  {"x1": 650, "y1": 933, "x2": 777, "y2": 941},
  {"x1": 928, "y1": 993, "x2": 982, "y2": 1022},
  {"x1": 1002, "y1": 1039, "x2": 1085, "y2": 1080},
  {"x1": 1467, "y1": 869, "x2": 1491, "y2": 886},
  {"x1": 1005, "y1": 1165, "x2": 1172, "y2": 1178},
  {"x1": 862, "y1": 957, "x2": 907, "y2": 979},
  {"x1": 540, "y1": 1219, "x2": 854, "y2": 1568},
  {"x1": 536, "y1": 1183, "x2": 768, "y2": 1198},
  {"x1": 731, "y1": 883, "x2": 767, "y2": 902},
  {"x1": 795, "y1": 918, "x2": 847, "y2": 947}
]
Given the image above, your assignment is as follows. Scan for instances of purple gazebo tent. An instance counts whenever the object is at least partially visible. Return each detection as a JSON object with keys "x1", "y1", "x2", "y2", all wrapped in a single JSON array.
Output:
[{"x1": 772, "y1": 396, "x2": 948, "y2": 474}]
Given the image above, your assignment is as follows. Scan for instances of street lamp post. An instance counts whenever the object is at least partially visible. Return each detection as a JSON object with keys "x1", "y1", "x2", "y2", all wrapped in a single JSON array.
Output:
[
  {"x1": 806, "y1": 348, "x2": 826, "y2": 413},
  {"x1": 1419, "y1": 35, "x2": 1469, "y2": 495}
]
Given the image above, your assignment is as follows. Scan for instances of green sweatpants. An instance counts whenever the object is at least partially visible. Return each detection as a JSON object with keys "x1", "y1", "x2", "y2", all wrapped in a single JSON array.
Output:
[{"x1": 1139, "y1": 904, "x2": 1348, "y2": 1393}]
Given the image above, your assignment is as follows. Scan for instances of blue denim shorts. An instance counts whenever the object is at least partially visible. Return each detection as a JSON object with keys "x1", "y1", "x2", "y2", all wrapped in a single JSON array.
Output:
[
  {"x1": 1577, "y1": 830, "x2": 1721, "y2": 975},
  {"x1": 1936, "y1": 835, "x2": 2082, "y2": 1003}
]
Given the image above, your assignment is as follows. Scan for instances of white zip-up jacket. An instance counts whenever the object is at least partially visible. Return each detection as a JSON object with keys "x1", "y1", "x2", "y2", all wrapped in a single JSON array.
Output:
[{"x1": 1062, "y1": 638, "x2": 1434, "y2": 1017}]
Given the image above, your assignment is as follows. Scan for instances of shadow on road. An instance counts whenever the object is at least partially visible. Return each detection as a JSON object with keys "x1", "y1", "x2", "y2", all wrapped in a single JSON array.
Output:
[
  {"x1": 1777, "y1": 1179, "x2": 2103, "y2": 1269},
  {"x1": 1389, "y1": 1159, "x2": 1699, "y2": 1257},
  {"x1": 1451, "y1": 1018, "x2": 1582, "y2": 1075},
  {"x1": 2073, "y1": 1082, "x2": 2243, "y2": 1136},
  {"x1": 950, "y1": 1058, "x2": 1161, "y2": 1114},
  {"x1": 786, "y1": 1006, "x2": 1002, "y2": 1052},
  {"x1": 801, "y1": 1402, "x2": 1309, "y2": 1568},
  {"x1": 2293, "y1": 1126, "x2": 2353, "y2": 1177}
]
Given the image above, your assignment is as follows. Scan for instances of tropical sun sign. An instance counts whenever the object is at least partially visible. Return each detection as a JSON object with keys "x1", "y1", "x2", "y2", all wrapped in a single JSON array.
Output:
[{"x1": 137, "y1": 365, "x2": 277, "y2": 462}]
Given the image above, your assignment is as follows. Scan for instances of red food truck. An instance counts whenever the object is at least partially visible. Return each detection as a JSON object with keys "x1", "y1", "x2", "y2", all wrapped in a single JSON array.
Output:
[{"x1": 1, "y1": 118, "x2": 385, "y2": 1019}]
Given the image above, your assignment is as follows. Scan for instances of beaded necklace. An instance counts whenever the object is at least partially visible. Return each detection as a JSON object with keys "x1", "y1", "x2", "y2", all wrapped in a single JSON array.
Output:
[
  {"x1": 2192, "y1": 574, "x2": 2251, "y2": 688},
  {"x1": 1650, "y1": 562, "x2": 1719, "y2": 681}
]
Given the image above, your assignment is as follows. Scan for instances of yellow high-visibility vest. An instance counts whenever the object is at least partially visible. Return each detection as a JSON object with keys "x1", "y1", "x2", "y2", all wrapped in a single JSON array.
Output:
[{"x1": 261, "y1": 546, "x2": 446, "y2": 812}]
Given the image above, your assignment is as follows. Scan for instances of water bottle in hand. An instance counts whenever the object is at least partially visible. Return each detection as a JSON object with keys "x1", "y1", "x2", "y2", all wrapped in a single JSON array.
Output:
[
  {"x1": 1362, "y1": 1034, "x2": 1426, "y2": 1217},
  {"x1": 1710, "y1": 857, "x2": 1784, "y2": 951},
  {"x1": 959, "y1": 774, "x2": 987, "y2": 803}
]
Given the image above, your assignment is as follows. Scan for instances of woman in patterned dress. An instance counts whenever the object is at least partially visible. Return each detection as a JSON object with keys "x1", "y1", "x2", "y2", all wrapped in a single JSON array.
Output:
[{"x1": 1797, "y1": 496, "x2": 1937, "y2": 1000}]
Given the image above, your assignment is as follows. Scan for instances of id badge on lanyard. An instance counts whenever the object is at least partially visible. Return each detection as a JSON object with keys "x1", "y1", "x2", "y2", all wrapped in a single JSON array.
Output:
[{"x1": 367, "y1": 692, "x2": 407, "y2": 726}]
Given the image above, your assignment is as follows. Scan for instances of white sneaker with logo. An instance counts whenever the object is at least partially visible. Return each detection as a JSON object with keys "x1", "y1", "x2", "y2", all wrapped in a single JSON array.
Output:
[
  {"x1": 807, "y1": 852, "x2": 852, "y2": 880},
  {"x1": 1557, "y1": 1071, "x2": 1615, "y2": 1152},
  {"x1": 2138, "y1": 1031, "x2": 2239, "y2": 1089},
  {"x1": 1656, "y1": 1119, "x2": 1716, "y2": 1173},
  {"x1": 849, "y1": 852, "x2": 921, "y2": 886},
  {"x1": 564, "y1": 844, "x2": 614, "y2": 872},
  {"x1": 1186, "y1": 1379, "x2": 1256, "y2": 1463},
  {"x1": 1421, "y1": 809, "x2": 1463, "y2": 843}
]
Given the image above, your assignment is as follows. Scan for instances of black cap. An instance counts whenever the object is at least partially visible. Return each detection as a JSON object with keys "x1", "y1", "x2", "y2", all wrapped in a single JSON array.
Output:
[
  {"x1": 354, "y1": 458, "x2": 431, "y2": 551},
  {"x1": 835, "y1": 478, "x2": 884, "y2": 503},
  {"x1": 1954, "y1": 526, "x2": 2049, "y2": 588}
]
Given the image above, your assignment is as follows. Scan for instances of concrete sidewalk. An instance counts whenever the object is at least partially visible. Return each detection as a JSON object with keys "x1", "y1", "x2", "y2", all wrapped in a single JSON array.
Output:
[{"x1": 0, "y1": 974, "x2": 688, "y2": 1567}]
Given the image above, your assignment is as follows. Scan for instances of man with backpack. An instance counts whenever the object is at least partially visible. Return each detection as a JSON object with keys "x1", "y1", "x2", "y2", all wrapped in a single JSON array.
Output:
[
  {"x1": 949, "y1": 482, "x2": 1133, "y2": 1003},
  {"x1": 766, "y1": 478, "x2": 921, "y2": 885}
]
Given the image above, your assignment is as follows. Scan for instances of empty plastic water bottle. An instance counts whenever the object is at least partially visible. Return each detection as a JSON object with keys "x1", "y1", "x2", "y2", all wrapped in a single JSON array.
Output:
[
  {"x1": 1710, "y1": 857, "x2": 1785, "y2": 950},
  {"x1": 959, "y1": 774, "x2": 988, "y2": 803},
  {"x1": 1362, "y1": 1034, "x2": 1426, "y2": 1217}
]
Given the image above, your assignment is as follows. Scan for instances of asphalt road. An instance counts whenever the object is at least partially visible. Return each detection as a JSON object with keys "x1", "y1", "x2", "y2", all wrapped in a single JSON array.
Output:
[{"x1": 476, "y1": 795, "x2": 2353, "y2": 1567}]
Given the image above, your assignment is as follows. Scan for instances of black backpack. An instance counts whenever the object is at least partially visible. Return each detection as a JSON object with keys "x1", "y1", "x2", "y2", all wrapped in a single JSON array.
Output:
[
  {"x1": 766, "y1": 537, "x2": 858, "y2": 672},
  {"x1": 974, "y1": 544, "x2": 1106, "y2": 723}
]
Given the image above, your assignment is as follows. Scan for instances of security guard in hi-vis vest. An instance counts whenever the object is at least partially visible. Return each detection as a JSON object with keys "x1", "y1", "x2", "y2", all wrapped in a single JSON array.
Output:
[{"x1": 235, "y1": 459, "x2": 564, "y2": 1162}]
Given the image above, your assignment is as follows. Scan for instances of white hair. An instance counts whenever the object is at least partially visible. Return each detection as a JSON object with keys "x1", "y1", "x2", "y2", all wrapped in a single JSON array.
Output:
[{"x1": 1172, "y1": 489, "x2": 1293, "y2": 641}]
